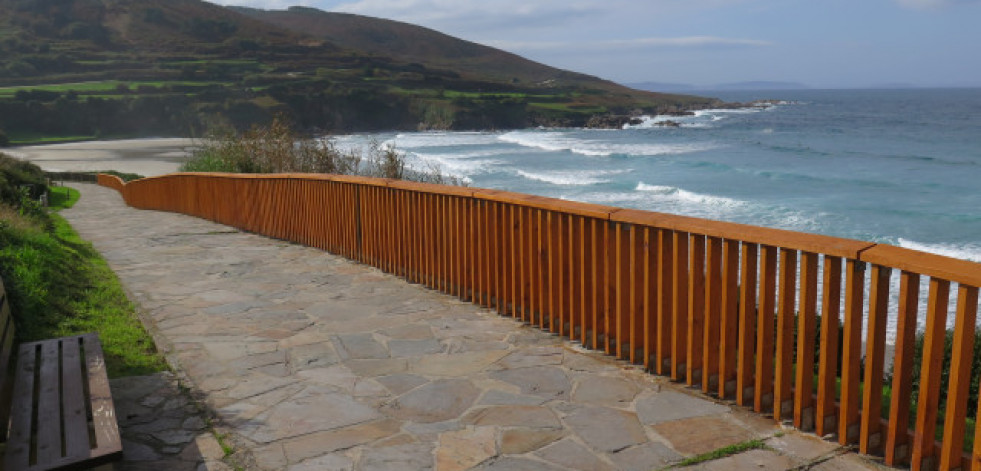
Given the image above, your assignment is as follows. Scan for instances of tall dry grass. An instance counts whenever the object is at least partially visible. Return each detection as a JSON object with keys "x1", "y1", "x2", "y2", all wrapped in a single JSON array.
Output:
[{"x1": 181, "y1": 116, "x2": 464, "y2": 185}]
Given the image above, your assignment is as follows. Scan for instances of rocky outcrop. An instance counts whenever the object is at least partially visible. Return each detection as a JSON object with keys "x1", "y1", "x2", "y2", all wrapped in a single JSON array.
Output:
[
  {"x1": 585, "y1": 115, "x2": 644, "y2": 129},
  {"x1": 578, "y1": 98, "x2": 790, "y2": 130},
  {"x1": 659, "y1": 111, "x2": 695, "y2": 117}
]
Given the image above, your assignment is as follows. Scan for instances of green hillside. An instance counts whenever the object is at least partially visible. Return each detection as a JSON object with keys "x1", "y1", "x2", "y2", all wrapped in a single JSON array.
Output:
[
  {"x1": 0, "y1": 0, "x2": 721, "y2": 142},
  {"x1": 233, "y1": 7, "x2": 620, "y2": 88}
]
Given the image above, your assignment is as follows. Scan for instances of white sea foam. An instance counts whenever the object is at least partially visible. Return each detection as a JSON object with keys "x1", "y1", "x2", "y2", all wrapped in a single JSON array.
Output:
[
  {"x1": 498, "y1": 132, "x2": 610, "y2": 156},
  {"x1": 698, "y1": 107, "x2": 765, "y2": 115},
  {"x1": 557, "y1": 182, "x2": 821, "y2": 235},
  {"x1": 635, "y1": 182, "x2": 747, "y2": 208},
  {"x1": 393, "y1": 131, "x2": 501, "y2": 148},
  {"x1": 633, "y1": 182, "x2": 677, "y2": 194},
  {"x1": 897, "y1": 238, "x2": 981, "y2": 263},
  {"x1": 516, "y1": 168, "x2": 632, "y2": 186},
  {"x1": 409, "y1": 152, "x2": 502, "y2": 176},
  {"x1": 499, "y1": 131, "x2": 716, "y2": 156}
]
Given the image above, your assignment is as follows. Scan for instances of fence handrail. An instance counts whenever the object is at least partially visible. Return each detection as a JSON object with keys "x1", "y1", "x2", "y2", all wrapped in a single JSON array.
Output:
[{"x1": 97, "y1": 172, "x2": 981, "y2": 470}]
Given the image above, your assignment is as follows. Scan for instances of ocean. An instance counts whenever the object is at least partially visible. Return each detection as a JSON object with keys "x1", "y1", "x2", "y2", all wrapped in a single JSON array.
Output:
[
  {"x1": 337, "y1": 88, "x2": 981, "y2": 264},
  {"x1": 334, "y1": 88, "x2": 981, "y2": 334}
]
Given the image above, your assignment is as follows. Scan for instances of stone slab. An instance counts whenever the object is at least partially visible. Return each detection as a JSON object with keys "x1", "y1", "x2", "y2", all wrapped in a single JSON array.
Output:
[{"x1": 651, "y1": 415, "x2": 756, "y2": 456}]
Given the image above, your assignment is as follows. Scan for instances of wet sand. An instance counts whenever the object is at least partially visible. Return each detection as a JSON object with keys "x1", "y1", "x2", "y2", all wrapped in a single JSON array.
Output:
[{"x1": 5, "y1": 138, "x2": 198, "y2": 177}]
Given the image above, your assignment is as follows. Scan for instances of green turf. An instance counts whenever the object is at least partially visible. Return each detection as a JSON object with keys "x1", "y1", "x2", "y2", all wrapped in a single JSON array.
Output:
[{"x1": 0, "y1": 202, "x2": 167, "y2": 377}]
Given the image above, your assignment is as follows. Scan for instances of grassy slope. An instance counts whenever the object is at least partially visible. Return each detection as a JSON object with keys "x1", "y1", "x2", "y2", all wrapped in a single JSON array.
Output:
[
  {"x1": 233, "y1": 7, "x2": 607, "y2": 85},
  {"x1": 233, "y1": 6, "x2": 713, "y2": 108},
  {"x1": 0, "y1": 187, "x2": 166, "y2": 377}
]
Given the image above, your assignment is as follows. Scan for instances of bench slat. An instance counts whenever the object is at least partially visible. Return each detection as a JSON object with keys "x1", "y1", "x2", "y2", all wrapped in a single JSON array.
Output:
[
  {"x1": 5, "y1": 344, "x2": 38, "y2": 469},
  {"x1": 0, "y1": 301, "x2": 13, "y2": 376},
  {"x1": 36, "y1": 340, "x2": 63, "y2": 467},
  {"x1": 0, "y1": 292, "x2": 14, "y2": 442},
  {"x1": 82, "y1": 333, "x2": 122, "y2": 460},
  {"x1": 60, "y1": 338, "x2": 90, "y2": 460},
  {"x1": 0, "y1": 290, "x2": 13, "y2": 382},
  {"x1": 4, "y1": 334, "x2": 123, "y2": 471}
]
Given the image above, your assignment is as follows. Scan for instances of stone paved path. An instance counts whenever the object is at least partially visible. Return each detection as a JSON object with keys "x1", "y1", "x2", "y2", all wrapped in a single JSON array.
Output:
[
  {"x1": 65, "y1": 183, "x2": 883, "y2": 471},
  {"x1": 101, "y1": 372, "x2": 229, "y2": 471}
]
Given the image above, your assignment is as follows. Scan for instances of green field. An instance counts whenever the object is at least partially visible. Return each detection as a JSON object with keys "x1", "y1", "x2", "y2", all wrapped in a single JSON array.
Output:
[
  {"x1": 8, "y1": 134, "x2": 99, "y2": 145},
  {"x1": 530, "y1": 102, "x2": 607, "y2": 113},
  {"x1": 0, "y1": 80, "x2": 227, "y2": 97}
]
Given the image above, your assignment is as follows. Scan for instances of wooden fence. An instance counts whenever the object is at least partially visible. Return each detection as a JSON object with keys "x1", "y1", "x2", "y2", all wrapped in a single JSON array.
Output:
[{"x1": 98, "y1": 172, "x2": 981, "y2": 470}]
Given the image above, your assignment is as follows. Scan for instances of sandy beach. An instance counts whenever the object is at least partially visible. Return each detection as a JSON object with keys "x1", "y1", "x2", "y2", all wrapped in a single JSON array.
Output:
[{"x1": 5, "y1": 138, "x2": 198, "y2": 177}]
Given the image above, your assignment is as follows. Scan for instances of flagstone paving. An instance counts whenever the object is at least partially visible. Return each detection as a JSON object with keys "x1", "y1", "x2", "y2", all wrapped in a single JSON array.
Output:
[{"x1": 65, "y1": 183, "x2": 884, "y2": 471}]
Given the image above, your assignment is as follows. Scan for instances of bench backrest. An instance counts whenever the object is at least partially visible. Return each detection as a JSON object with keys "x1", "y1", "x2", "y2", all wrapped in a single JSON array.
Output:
[{"x1": 0, "y1": 274, "x2": 15, "y2": 442}]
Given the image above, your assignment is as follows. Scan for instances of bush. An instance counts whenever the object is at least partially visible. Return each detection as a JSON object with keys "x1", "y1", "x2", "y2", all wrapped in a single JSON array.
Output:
[
  {"x1": 0, "y1": 129, "x2": 9, "y2": 147},
  {"x1": 890, "y1": 327, "x2": 981, "y2": 420},
  {"x1": 180, "y1": 116, "x2": 465, "y2": 185},
  {"x1": 182, "y1": 116, "x2": 361, "y2": 174},
  {"x1": 0, "y1": 152, "x2": 47, "y2": 206}
]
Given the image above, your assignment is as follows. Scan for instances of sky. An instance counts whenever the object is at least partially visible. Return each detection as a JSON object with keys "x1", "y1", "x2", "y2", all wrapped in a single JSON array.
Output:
[{"x1": 211, "y1": 0, "x2": 981, "y2": 89}]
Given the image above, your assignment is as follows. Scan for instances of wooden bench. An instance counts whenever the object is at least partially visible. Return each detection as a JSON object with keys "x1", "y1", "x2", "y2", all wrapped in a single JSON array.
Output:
[{"x1": 1, "y1": 275, "x2": 122, "y2": 470}]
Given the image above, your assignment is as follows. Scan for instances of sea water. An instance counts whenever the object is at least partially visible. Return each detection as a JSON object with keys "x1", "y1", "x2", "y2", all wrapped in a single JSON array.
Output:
[{"x1": 334, "y1": 88, "x2": 981, "y2": 333}]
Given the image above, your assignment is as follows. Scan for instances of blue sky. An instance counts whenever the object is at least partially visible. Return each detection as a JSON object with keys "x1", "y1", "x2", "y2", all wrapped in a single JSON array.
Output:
[{"x1": 213, "y1": 0, "x2": 981, "y2": 88}]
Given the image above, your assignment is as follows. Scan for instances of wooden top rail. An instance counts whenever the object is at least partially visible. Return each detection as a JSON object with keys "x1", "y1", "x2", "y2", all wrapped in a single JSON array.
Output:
[
  {"x1": 472, "y1": 189, "x2": 620, "y2": 219},
  {"x1": 861, "y1": 244, "x2": 981, "y2": 288},
  {"x1": 612, "y1": 208, "x2": 876, "y2": 260},
  {"x1": 96, "y1": 174, "x2": 126, "y2": 192}
]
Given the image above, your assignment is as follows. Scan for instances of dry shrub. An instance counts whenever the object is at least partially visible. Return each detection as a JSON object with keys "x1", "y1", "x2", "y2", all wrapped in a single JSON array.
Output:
[
  {"x1": 183, "y1": 116, "x2": 362, "y2": 174},
  {"x1": 0, "y1": 203, "x2": 43, "y2": 234},
  {"x1": 182, "y1": 115, "x2": 465, "y2": 185}
]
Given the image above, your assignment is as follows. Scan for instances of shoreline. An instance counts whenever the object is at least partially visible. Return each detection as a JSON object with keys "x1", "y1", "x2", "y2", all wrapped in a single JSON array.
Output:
[{"x1": 5, "y1": 137, "x2": 198, "y2": 177}]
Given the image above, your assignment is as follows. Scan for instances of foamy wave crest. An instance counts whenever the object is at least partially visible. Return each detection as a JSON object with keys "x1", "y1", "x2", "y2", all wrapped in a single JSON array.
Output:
[
  {"x1": 696, "y1": 108, "x2": 764, "y2": 116},
  {"x1": 635, "y1": 182, "x2": 747, "y2": 208},
  {"x1": 564, "y1": 186, "x2": 820, "y2": 234},
  {"x1": 499, "y1": 131, "x2": 715, "y2": 156},
  {"x1": 409, "y1": 152, "x2": 502, "y2": 176},
  {"x1": 393, "y1": 131, "x2": 501, "y2": 148},
  {"x1": 499, "y1": 132, "x2": 610, "y2": 156},
  {"x1": 897, "y1": 238, "x2": 981, "y2": 263},
  {"x1": 517, "y1": 168, "x2": 631, "y2": 186},
  {"x1": 634, "y1": 183, "x2": 677, "y2": 194}
]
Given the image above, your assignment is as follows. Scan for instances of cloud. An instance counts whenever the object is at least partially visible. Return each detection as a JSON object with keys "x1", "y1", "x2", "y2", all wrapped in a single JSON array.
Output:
[
  {"x1": 895, "y1": 0, "x2": 980, "y2": 8},
  {"x1": 485, "y1": 36, "x2": 772, "y2": 53}
]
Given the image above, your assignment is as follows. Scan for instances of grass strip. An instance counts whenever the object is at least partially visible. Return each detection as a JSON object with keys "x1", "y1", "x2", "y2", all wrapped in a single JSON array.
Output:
[
  {"x1": 47, "y1": 186, "x2": 80, "y2": 209},
  {"x1": 0, "y1": 203, "x2": 167, "y2": 377},
  {"x1": 665, "y1": 438, "x2": 769, "y2": 469}
]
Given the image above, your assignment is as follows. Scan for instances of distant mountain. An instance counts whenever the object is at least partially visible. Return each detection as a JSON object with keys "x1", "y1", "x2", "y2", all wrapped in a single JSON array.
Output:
[
  {"x1": 865, "y1": 82, "x2": 921, "y2": 89},
  {"x1": 713, "y1": 81, "x2": 809, "y2": 90},
  {"x1": 0, "y1": 0, "x2": 722, "y2": 140},
  {"x1": 623, "y1": 81, "x2": 697, "y2": 93},
  {"x1": 629, "y1": 80, "x2": 809, "y2": 93}
]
